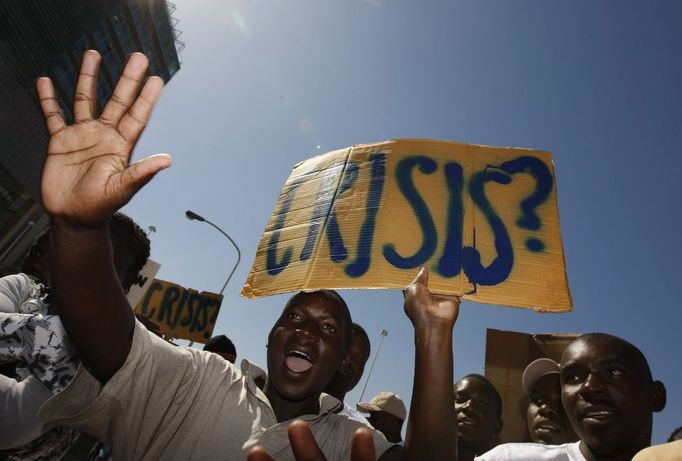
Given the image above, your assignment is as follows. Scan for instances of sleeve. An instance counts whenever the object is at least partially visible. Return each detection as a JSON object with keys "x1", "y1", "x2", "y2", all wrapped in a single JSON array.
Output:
[
  {"x1": 0, "y1": 274, "x2": 30, "y2": 313},
  {"x1": 39, "y1": 320, "x2": 241, "y2": 460},
  {"x1": 0, "y1": 375, "x2": 53, "y2": 449}
]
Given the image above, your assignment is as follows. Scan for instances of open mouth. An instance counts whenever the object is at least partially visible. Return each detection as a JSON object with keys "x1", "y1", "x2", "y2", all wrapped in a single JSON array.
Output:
[
  {"x1": 457, "y1": 416, "x2": 477, "y2": 429},
  {"x1": 534, "y1": 421, "x2": 560, "y2": 433},
  {"x1": 285, "y1": 350, "x2": 314, "y2": 373},
  {"x1": 580, "y1": 407, "x2": 619, "y2": 424}
]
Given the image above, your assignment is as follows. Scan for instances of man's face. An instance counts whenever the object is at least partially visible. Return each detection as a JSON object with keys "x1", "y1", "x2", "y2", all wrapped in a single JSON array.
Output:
[
  {"x1": 267, "y1": 292, "x2": 348, "y2": 402},
  {"x1": 560, "y1": 337, "x2": 655, "y2": 456},
  {"x1": 325, "y1": 328, "x2": 370, "y2": 396},
  {"x1": 527, "y1": 373, "x2": 577, "y2": 445},
  {"x1": 454, "y1": 377, "x2": 501, "y2": 452}
]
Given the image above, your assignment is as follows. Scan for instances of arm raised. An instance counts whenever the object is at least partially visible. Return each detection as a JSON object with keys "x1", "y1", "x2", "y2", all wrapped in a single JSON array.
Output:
[
  {"x1": 37, "y1": 50, "x2": 171, "y2": 382},
  {"x1": 401, "y1": 267, "x2": 459, "y2": 461}
]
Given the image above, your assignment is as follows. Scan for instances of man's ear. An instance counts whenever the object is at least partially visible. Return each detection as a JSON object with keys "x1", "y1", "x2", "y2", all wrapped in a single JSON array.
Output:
[
  {"x1": 651, "y1": 380, "x2": 667, "y2": 413},
  {"x1": 495, "y1": 417, "x2": 504, "y2": 435}
]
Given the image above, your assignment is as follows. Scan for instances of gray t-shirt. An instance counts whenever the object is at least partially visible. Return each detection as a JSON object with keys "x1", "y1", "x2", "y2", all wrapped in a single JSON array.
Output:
[
  {"x1": 40, "y1": 320, "x2": 395, "y2": 460},
  {"x1": 476, "y1": 441, "x2": 586, "y2": 461}
]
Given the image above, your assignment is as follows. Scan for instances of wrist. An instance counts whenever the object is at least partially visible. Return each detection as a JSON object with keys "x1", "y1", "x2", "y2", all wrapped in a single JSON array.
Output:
[
  {"x1": 414, "y1": 323, "x2": 453, "y2": 349},
  {"x1": 50, "y1": 217, "x2": 111, "y2": 254},
  {"x1": 50, "y1": 215, "x2": 109, "y2": 233}
]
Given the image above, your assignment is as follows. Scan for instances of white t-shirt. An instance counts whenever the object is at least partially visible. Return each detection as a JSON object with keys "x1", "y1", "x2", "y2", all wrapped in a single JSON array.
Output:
[
  {"x1": 476, "y1": 441, "x2": 586, "y2": 461},
  {"x1": 40, "y1": 320, "x2": 396, "y2": 460},
  {"x1": 339, "y1": 402, "x2": 371, "y2": 426}
]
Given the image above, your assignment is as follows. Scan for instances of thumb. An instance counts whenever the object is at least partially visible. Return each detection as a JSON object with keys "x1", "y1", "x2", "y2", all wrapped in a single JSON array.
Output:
[
  {"x1": 410, "y1": 266, "x2": 429, "y2": 288},
  {"x1": 119, "y1": 153, "x2": 172, "y2": 200}
]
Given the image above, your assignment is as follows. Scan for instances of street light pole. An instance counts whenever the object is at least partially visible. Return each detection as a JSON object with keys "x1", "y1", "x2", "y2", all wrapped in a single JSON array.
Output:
[
  {"x1": 185, "y1": 210, "x2": 241, "y2": 296},
  {"x1": 358, "y1": 329, "x2": 389, "y2": 403}
]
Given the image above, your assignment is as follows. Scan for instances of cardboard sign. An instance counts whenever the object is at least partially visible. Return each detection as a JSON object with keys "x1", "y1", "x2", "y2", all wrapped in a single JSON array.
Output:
[
  {"x1": 134, "y1": 278, "x2": 223, "y2": 343},
  {"x1": 125, "y1": 258, "x2": 161, "y2": 308},
  {"x1": 243, "y1": 139, "x2": 572, "y2": 312},
  {"x1": 484, "y1": 328, "x2": 580, "y2": 443}
]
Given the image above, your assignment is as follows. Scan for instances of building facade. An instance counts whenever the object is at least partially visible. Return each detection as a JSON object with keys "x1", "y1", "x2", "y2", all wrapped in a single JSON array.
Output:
[{"x1": 0, "y1": 0, "x2": 183, "y2": 275}]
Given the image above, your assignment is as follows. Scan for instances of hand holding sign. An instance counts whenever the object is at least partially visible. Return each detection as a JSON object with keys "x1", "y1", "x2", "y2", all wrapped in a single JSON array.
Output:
[
  {"x1": 243, "y1": 139, "x2": 572, "y2": 312},
  {"x1": 404, "y1": 267, "x2": 460, "y2": 332},
  {"x1": 37, "y1": 50, "x2": 171, "y2": 227},
  {"x1": 247, "y1": 420, "x2": 377, "y2": 461}
]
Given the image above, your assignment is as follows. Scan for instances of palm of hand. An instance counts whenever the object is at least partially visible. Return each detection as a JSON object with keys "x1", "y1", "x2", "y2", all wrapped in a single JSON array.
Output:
[
  {"x1": 42, "y1": 121, "x2": 133, "y2": 226},
  {"x1": 37, "y1": 50, "x2": 170, "y2": 227}
]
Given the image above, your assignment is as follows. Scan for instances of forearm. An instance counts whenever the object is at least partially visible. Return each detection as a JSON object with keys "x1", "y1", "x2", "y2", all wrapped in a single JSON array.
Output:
[
  {"x1": 404, "y1": 324, "x2": 457, "y2": 461},
  {"x1": 49, "y1": 218, "x2": 135, "y2": 383}
]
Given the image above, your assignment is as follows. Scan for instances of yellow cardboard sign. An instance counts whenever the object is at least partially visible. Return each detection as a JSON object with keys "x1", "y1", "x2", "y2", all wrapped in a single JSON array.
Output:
[
  {"x1": 134, "y1": 278, "x2": 223, "y2": 343},
  {"x1": 242, "y1": 139, "x2": 572, "y2": 312},
  {"x1": 484, "y1": 328, "x2": 580, "y2": 442}
]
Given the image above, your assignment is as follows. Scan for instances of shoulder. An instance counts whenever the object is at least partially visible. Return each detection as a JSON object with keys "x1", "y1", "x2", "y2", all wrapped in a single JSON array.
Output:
[
  {"x1": 0, "y1": 273, "x2": 37, "y2": 313},
  {"x1": 340, "y1": 402, "x2": 371, "y2": 426},
  {"x1": 633, "y1": 440, "x2": 682, "y2": 461},
  {"x1": 476, "y1": 442, "x2": 581, "y2": 461}
]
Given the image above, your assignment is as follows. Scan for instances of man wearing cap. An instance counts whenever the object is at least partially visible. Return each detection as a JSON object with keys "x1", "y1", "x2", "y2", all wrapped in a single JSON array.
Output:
[
  {"x1": 523, "y1": 358, "x2": 577, "y2": 445},
  {"x1": 357, "y1": 392, "x2": 407, "y2": 444}
]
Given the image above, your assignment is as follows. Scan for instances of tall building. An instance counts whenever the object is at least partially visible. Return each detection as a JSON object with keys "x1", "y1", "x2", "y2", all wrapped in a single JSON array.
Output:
[{"x1": 0, "y1": 0, "x2": 183, "y2": 275}]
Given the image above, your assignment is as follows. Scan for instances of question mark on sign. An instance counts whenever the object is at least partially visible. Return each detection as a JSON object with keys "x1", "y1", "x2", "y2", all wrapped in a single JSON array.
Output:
[
  {"x1": 204, "y1": 297, "x2": 222, "y2": 339},
  {"x1": 495, "y1": 156, "x2": 553, "y2": 252}
]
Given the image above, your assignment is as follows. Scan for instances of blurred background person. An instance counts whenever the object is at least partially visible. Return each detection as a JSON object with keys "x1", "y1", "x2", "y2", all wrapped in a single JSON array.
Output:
[
  {"x1": 203, "y1": 334, "x2": 237, "y2": 363},
  {"x1": 522, "y1": 358, "x2": 578, "y2": 445},
  {"x1": 357, "y1": 391, "x2": 406, "y2": 444},
  {"x1": 324, "y1": 322, "x2": 372, "y2": 424},
  {"x1": 454, "y1": 374, "x2": 503, "y2": 461}
]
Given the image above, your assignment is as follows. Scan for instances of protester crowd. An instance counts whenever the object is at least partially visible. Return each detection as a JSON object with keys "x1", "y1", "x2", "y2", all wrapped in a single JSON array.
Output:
[{"x1": 1, "y1": 50, "x2": 680, "y2": 460}]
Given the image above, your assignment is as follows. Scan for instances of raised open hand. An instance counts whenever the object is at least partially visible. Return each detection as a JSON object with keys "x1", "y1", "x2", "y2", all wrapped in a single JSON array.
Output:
[
  {"x1": 403, "y1": 267, "x2": 460, "y2": 331},
  {"x1": 247, "y1": 420, "x2": 377, "y2": 461},
  {"x1": 36, "y1": 50, "x2": 171, "y2": 227}
]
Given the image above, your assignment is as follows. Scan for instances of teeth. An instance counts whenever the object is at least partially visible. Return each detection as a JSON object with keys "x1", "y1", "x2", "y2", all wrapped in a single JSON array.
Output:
[
  {"x1": 586, "y1": 410, "x2": 614, "y2": 417},
  {"x1": 289, "y1": 350, "x2": 311, "y2": 361}
]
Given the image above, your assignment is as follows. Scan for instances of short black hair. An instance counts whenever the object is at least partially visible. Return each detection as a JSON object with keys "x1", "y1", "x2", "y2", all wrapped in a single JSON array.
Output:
[
  {"x1": 566, "y1": 333, "x2": 653, "y2": 381},
  {"x1": 110, "y1": 212, "x2": 150, "y2": 279},
  {"x1": 351, "y1": 322, "x2": 371, "y2": 357},
  {"x1": 457, "y1": 373, "x2": 503, "y2": 420},
  {"x1": 667, "y1": 426, "x2": 682, "y2": 443},
  {"x1": 279, "y1": 290, "x2": 352, "y2": 348},
  {"x1": 204, "y1": 335, "x2": 237, "y2": 356}
]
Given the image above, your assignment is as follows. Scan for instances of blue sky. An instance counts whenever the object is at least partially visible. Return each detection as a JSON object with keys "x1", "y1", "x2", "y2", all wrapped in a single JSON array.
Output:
[{"x1": 123, "y1": 0, "x2": 682, "y2": 443}]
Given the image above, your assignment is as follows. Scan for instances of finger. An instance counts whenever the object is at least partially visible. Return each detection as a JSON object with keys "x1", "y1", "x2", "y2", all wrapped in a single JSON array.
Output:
[
  {"x1": 118, "y1": 76, "x2": 164, "y2": 144},
  {"x1": 351, "y1": 428, "x2": 376, "y2": 461},
  {"x1": 410, "y1": 266, "x2": 428, "y2": 287},
  {"x1": 100, "y1": 53, "x2": 149, "y2": 126},
  {"x1": 247, "y1": 446, "x2": 274, "y2": 461},
  {"x1": 36, "y1": 77, "x2": 66, "y2": 135},
  {"x1": 73, "y1": 50, "x2": 101, "y2": 122},
  {"x1": 117, "y1": 153, "x2": 172, "y2": 203},
  {"x1": 287, "y1": 420, "x2": 326, "y2": 461}
]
